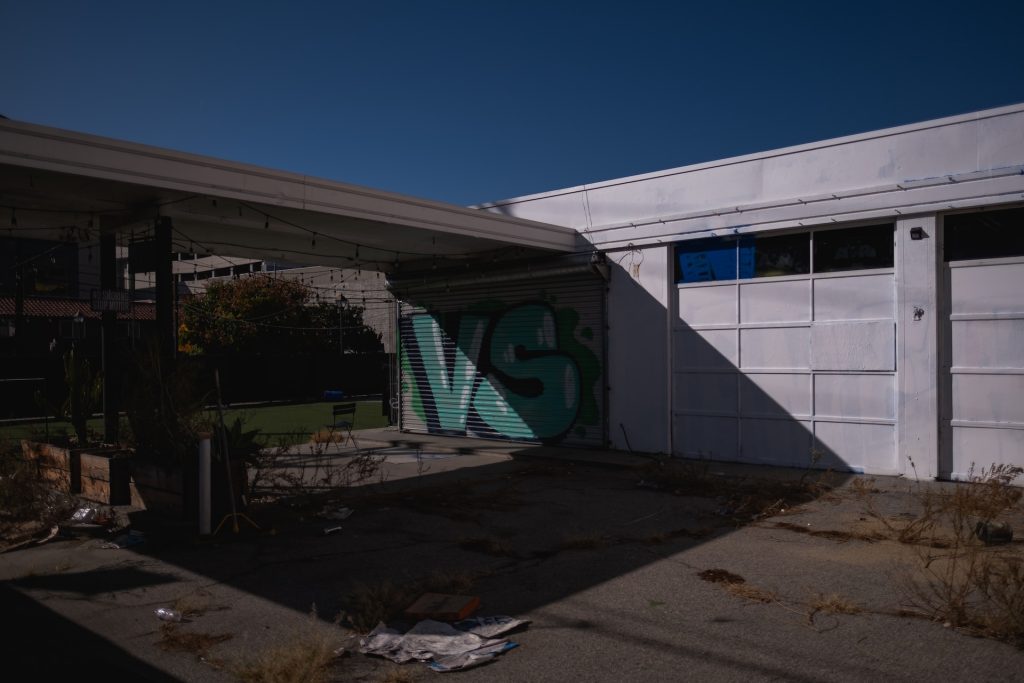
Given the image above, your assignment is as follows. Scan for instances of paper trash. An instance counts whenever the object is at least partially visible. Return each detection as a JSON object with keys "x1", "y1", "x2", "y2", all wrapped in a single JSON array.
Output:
[{"x1": 359, "y1": 618, "x2": 524, "y2": 672}]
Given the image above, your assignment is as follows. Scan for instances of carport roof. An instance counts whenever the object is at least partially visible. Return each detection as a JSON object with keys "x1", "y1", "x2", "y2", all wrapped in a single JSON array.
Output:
[{"x1": 0, "y1": 119, "x2": 581, "y2": 271}]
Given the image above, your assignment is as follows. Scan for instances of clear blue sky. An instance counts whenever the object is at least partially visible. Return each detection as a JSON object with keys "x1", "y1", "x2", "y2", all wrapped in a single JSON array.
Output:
[{"x1": 2, "y1": 1, "x2": 1022, "y2": 206}]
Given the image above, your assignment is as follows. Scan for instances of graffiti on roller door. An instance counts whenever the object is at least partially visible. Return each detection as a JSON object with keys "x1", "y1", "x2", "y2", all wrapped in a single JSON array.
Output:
[{"x1": 401, "y1": 301, "x2": 601, "y2": 442}]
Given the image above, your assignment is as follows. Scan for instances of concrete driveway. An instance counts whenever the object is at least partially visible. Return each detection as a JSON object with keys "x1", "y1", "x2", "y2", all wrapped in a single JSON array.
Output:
[{"x1": 2, "y1": 430, "x2": 1022, "y2": 682}]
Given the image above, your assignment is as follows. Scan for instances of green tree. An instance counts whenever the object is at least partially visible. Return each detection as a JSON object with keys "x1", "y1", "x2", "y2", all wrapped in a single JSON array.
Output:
[{"x1": 181, "y1": 276, "x2": 382, "y2": 355}]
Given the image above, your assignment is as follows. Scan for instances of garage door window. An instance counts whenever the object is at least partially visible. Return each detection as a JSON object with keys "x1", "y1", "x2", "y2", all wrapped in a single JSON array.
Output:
[
  {"x1": 945, "y1": 208, "x2": 1024, "y2": 262},
  {"x1": 674, "y1": 223, "x2": 894, "y2": 284}
]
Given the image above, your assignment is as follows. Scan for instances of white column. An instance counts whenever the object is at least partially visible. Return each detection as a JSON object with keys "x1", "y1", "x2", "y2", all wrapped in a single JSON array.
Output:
[{"x1": 896, "y1": 216, "x2": 940, "y2": 479}]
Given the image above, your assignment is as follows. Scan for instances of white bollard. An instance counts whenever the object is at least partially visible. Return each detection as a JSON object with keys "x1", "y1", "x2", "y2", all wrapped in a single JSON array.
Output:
[{"x1": 198, "y1": 434, "x2": 212, "y2": 536}]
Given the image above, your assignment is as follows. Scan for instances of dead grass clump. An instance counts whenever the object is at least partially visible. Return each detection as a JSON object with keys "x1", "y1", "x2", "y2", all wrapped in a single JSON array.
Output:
[
  {"x1": 724, "y1": 583, "x2": 776, "y2": 604},
  {"x1": 343, "y1": 570, "x2": 478, "y2": 633},
  {"x1": 699, "y1": 568, "x2": 776, "y2": 603},
  {"x1": 158, "y1": 624, "x2": 233, "y2": 658},
  {"x1": 235, "y1": 608, "x2": 340, "y2": 683},
  {"x1": 807, "y1": 593, "x2": 863, "y2": 624},
  {"x1": 638, "y1": 458, "x2": 836, "y2": 522},
  {"x1": 459, "y1": 536, "x2": 516, "y2": 557}
]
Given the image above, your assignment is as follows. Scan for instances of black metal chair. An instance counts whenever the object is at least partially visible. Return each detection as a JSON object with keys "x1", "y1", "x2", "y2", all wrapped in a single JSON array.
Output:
[{"x1": 328, "y1": 402, "x2": 356, "y2": 446}]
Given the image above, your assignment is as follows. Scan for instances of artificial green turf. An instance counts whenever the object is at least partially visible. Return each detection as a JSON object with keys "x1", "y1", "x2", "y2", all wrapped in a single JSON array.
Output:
[{"x1": 0, "y1": 400, "x2": 390, "y2": 448}]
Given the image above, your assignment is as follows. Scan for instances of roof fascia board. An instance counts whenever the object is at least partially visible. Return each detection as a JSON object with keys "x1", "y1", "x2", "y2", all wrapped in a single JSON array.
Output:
[{"x1": 0, "y1": 119, "x2": 578, "y2": 252}]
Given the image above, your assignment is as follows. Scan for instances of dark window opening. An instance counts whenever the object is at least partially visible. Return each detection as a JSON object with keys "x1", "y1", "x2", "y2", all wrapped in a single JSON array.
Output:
[
  {"x1": 747, "y1": 233, "x2": 810, "y2": 277},
  {"x1": 214, "y1": 267, "x2": 231, "y2": 277},
  {"x1": 814, "y1": 224, "x2": 894, "y2": 272},
  {"x1": 945, "y1": 208, "x2": 1024, "y2": 262}
]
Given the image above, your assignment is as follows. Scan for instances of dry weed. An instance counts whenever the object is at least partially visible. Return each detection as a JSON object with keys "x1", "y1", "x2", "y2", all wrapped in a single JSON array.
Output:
[
  {"x1": 234, "y1": 608, "x2": 340, "y2": 683},
  {"x1": 724, "y1": 583, "x2": 776, "y2": 604},
  {"x1": 864, "y1": 462, "x2": 1024, "y2": 646},
  {"x1": 807, "y1": 593, "x2": 862, "y2": 624},
  {"x1": 343, "y1": 570, "x2": 478, "y2": 633}
]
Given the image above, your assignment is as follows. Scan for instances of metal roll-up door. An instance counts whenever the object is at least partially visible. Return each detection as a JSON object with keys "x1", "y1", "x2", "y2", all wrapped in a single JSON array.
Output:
[{"x1": 397, "y1": 269, "x2": 606, "y2": 447}]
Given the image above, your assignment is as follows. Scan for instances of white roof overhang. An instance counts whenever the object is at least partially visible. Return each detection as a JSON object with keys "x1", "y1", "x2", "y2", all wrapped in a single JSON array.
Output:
[{"x1": 0, "y1": 119, "x2": 581, "y2": 270}]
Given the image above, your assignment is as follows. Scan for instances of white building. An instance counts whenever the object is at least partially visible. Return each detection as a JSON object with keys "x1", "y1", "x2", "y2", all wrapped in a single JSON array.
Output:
[{"x1": 394, "y1": 103, "x2": 1024, "y2": 481}]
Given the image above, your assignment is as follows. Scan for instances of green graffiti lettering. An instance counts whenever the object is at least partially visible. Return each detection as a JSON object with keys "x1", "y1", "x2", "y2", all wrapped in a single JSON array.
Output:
[
  {"x1": 410, "y1": 314, "x2": 488, "y2": 432},
  {"x1": 472, "y1": 304, "x2": 581, "y2": 440}
]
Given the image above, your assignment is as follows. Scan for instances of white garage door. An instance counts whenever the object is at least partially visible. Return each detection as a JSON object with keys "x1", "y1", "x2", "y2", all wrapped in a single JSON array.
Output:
[
  {"x1": 942, "y1": 208, "x2": 1024, "y2": 480},
  {"x1": 672, "y1": 224, "x2": 898, "y2": 474}
]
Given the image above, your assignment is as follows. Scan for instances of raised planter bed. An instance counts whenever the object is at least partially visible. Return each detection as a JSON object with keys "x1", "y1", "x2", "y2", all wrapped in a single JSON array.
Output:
[
  {"x1": 21, "y1": 440, "x2": 81, "y2": 494},
  {"x1": 79, "y1": 448, "x2": 138, "y2": 506}
]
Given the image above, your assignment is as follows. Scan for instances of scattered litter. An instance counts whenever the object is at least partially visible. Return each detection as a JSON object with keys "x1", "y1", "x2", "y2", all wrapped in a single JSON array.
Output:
[
  {"x1": 155, "y1": 607, "x2": 182, "y2": 622},
  {"x1": 451, "y1": 616, "x2": 530, "y2": 638},
  {"x1": 100, "y1": 530, "x2": 146, "y2": 549},
  {"x1": 635, "y1": 479, "x2": 662, "y2": 491},
  {"x1": 71, "y1": 507, "x2": 99, "y2": 523},
  {"x1": 359, "y1": 619, "x2": 523, "y2": 672},
  {"x1": 319, "y1": 507, "x2": 354, "y2": 521},
  {"x1": 406, "y1": 593, "x2": 480, "y2": 621},
  {"x1": 975, "y1": 520, "x2": 1013, "y2": 544},
  {"x1": 323, "y1": 526, "x2": 343, "y2": 536}
]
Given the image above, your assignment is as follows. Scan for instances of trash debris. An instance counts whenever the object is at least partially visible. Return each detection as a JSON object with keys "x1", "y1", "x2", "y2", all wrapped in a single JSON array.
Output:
[
  {"x1": 323, "y1": 526, "x2": 343, "y2": 536},
  {"x1": 406, "y1": 593, "x2": 480, "y2": 621},
  {"x1": 359, "y1": 619, "x2": 522, "y2": 671},
  {"x1": 100, "y1": 530, "x2": 146, "y2": 549},
  {"x1": 975, "y1": 520, "x2": 1013, "y2": 544},
  {"x1": 155, "y1": 607, "x2": 182, "y2": 622},
  {"x1": 451, "y1": 616, "x2": 531, "y2": 638},
  {"x1": 71, "y1": 506, "x2": 99, "y2": 523}
]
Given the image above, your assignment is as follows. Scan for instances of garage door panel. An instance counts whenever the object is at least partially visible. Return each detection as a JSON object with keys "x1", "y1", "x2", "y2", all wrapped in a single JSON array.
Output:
[
  {"x1": 811, "y1": 321, "x2": 895, "y2": 371},
  {"x1": 813, "y1": 274, "x2": 894, "y2": 321},
  {"x1": 675, "y1": 329, "x2": 737, "y2": 368},
  {"x1": 674, "y1": 373, "x2": 737, "y2": 414},
  {"x1": 740, "y1": 373, "x2": 810, "y2": 416},
  {"x1": 951, "y1": 427, "x2": 1024, "y2": 479},
  {"x1": 950, "y1": 262, "x2": 1024, "y2": 315},
  {"x1": 814, "y1": 373, "x2": 895, "y2": 419},
  {"x1": 739, "y1": 280, "x2": 809, "y2": 323},
  {"x1": 953, "y1": 374, "x2": 1024, "y2": 424},
  {"x1": 952, "y1": 319, "x2": 1024, "y2": 369},
  {"x1": 679, "y1": 284, "x2": 736, "y2": 326},
  {"x1": 675, "y1": 415, "x2": 738, "y2": 460},
  {"x1": 740, "y1": 418, "x2": 813, "y2": 467},
  {"x1": 815, "y1": 422, "x2": 896, "y2": 474},
  {"x1": 740, "y1": 327, "x2": 809, "y2": 368}
]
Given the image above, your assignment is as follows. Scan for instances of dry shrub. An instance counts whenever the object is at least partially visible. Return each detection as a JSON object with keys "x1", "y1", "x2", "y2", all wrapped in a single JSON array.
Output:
[
  {"x1": 0, "y1": 441, "x2": 73, "y2": 544},
  {"x1": 875, "y1": 463, "x2": 1024, "y2": 646}
]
